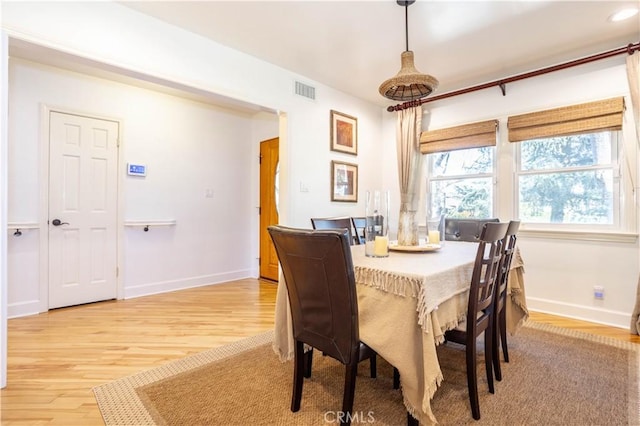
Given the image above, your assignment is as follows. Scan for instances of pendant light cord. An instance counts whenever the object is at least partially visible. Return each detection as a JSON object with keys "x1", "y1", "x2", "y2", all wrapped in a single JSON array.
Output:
[{"x1": 405, "y1": 3, "x2": 409, "y2": 52}]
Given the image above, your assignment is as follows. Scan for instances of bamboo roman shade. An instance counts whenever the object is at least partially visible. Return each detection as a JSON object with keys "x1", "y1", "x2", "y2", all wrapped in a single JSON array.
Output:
[
  {"x1": 419, "y1": 119, "x2": 498, "y2": 154},
  {"x1": 507, "y1": 97, "x2": 624, "y2": 142}
]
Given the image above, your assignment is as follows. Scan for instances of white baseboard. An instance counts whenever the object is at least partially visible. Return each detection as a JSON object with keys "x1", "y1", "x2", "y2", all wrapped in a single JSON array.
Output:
[
  {"x1": 8, "y1": 300, "x2": 42, "y2": 319},
  {"x1": 527, "y1": 297, "x2": 631, "y2": 329},
  {"x1": 7, "y1": 270, "x2": 255, "y2": 318},
  {"x1": 123, "y1": 270, "x2": 253, "y2": 299}
]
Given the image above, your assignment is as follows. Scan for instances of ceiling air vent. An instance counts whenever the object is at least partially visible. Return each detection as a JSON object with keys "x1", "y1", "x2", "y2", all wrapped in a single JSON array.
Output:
[{"x1": 294, "y1": 81, "x2": 316, "y2": 100}]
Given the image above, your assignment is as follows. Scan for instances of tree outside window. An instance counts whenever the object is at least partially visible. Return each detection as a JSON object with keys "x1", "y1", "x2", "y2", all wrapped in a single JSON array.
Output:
[
  {"x1": 427, "y1": 147, "x2": 494, "y2": 219},
  {"x1": 517, "y1": 132, "x2": 617, "y2": 225}
]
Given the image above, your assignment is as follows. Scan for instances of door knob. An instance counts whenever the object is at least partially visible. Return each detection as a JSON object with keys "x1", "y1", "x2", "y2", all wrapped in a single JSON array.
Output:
[{"x1": 51, "y1": 219, "x2": 69, "y2": 226}]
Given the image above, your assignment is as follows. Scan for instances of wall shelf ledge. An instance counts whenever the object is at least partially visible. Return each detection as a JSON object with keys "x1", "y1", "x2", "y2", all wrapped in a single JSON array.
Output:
[
  {"x1": 8, "y1": 222, "x2": 39, "y2": 230},
  {"x1": 124, "y1": 220, "x2": 177, "y2": 232}
]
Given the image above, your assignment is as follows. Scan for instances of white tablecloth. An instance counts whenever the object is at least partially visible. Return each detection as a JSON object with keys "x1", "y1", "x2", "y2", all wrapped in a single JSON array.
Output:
[{"x1": 273, "y1": 242, "x2": 528, "y2": 425}]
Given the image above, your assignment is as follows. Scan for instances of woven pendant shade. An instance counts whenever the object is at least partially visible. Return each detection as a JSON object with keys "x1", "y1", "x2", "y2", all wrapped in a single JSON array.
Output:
[
  {"x1": 379, "y1": 51, "x2": 439, "y2": 101},
  {"x1": 379, "y1": 1, "x2": 438, "y2": 102}
]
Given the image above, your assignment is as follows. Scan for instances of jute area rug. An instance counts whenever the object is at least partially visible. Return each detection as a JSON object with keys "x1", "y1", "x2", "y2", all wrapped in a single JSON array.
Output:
[{"x1": 94, "y1": 322, "x2": 639, "y2": 425}]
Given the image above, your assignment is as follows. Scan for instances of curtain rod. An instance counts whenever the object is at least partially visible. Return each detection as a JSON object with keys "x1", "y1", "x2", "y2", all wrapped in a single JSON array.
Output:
[{"x1": 386, "y1": 41, "x2": 640, "y2": 112}]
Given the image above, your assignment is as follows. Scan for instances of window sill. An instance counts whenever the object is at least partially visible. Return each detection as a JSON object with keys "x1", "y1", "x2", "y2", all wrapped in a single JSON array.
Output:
[{"x1": 518, "y1": 228, "x2": 638, "y2": 243}]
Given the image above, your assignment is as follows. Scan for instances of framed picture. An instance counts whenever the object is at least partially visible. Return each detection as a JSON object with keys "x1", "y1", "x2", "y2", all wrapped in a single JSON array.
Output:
[
  {"x1": 331, "y1": 160, "x2": 358, "y2": 202},
  {"x1": 330, "y1": 110, "x2": 358, "y2": 155}
]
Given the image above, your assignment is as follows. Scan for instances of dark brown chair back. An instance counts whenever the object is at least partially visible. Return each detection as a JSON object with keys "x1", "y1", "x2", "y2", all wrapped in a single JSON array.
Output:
[
  {"x1": 445, "y1": 218, "x2": 500, "y2": 242},
  {"x1": 311, "y1": 217, "x2": 358, "y2": 246},
  {"x1": 467, "y1": 221, "x2": 508, "y2": 336},
  {"x1": 351, "y1": 217, "x2": 366, "y2": 245},
  {"x1": 496, "y1": 220, "x2": 521, "y2": 316},
  {"x1": 268, "y1": 225, "x2": 360, "y2": 365},
  {"x1": 492, "y1": 220, "x2": 521, "y2": 380}
]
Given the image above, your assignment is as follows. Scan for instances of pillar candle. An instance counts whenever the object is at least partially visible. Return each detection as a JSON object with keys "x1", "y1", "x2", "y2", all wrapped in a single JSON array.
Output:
[
  {"x1": 374, "y1": 235, "x2": 389, "y2": 256},
  {"x1": 365, "y1": 241, "x2": 375, "y2": 257},
  {"x1": 428, "y1": 230, "x2": 440, "y2": 245}
]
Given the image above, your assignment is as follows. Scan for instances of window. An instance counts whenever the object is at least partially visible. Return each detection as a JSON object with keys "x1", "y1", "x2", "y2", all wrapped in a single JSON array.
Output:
[
  {"x1": 508, "y1": 97, "x2": 626, "y2": 229},
  {"x1": 516, "y1": 131, "x2": 619, "y2": 225},
  {"x1": 427, "y1": 146, "x2": 495, "y2": 219},
  {"x1": 420, "y1": 119, "x2": 498, "y2": 221}
]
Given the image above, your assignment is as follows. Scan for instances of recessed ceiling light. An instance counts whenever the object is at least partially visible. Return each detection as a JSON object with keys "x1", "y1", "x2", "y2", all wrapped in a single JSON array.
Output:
[{"x1": 609, "y1": 8, "x2": 639, "y2": 22}]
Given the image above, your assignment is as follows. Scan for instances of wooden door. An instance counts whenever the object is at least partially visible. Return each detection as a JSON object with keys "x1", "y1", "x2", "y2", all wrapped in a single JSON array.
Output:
[
  {"x1": 48, "y1": 111, "x2": 118, "y2": 308},
  {"x1": 259, "y1": 137, "x2": 279, "y2": 281}
]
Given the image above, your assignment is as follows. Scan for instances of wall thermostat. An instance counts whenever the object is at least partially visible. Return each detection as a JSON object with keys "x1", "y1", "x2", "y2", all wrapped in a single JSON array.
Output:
[{"x1": 127, "y1": 163, "x2": 147, "y2": 176}]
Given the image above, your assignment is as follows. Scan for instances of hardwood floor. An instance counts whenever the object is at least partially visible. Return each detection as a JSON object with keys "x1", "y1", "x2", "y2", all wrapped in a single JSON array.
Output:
[
  {"x1": 1, "y1": 279, "x2": 277, "y2": 425},
  {"x1": 1, "y1": 278, "x2": 638, "y2": 425},
  {"x1": 528, "y1": 311, "x2": 640, "y2": 344}
]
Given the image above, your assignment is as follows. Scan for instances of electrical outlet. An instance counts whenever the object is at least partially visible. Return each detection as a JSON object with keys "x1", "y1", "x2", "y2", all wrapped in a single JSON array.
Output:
[{"x1": 593, "y1": 285, "x2": 604, "y2": 300}]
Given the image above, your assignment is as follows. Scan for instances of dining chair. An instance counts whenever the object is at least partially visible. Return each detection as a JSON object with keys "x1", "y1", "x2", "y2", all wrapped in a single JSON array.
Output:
[
  {"x1": 267, "y1": 225, "x2": 376, "y2": 425},
  {"x1": 492, "y1": 220, "x2": 521, "y2": 382},
  {"x1": 444, "y1": 218, "x2": 500, "y2": 242},
  {"x1": 444, "y1": 221, "x2": 508, "y2": 420},
  {"x1": 351, "y1": 216, "x2": 366, "y2": 245},
  {"x1": 311, "y1": 217, "x2": 359, "y2": 245}
]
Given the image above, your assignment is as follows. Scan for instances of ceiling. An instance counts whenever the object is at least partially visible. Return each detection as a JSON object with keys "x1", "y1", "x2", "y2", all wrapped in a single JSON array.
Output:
[{"x1": 118, "y1": 1, "x2": 640, "y2": 107}]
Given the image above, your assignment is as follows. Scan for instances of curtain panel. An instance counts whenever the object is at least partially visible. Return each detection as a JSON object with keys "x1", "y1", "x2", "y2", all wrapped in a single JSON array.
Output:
[
  {"x1": 396, "y1": 106, "x2": 423, "y2": 246},
  {"x1": 507, "y1": 97, "x2": 625, "y2": 143},
  {"x1": 419, "y1": 119, "x2": 498, "y2": 155},
  {"x1": 626, "y1": 51, "x2": 640, "y2": 335}
]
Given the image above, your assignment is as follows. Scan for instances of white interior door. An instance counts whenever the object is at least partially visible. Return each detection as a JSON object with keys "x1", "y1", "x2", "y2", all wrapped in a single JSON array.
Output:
[{"x1": 48, "y1": 111, "x2": 118, "y2": 309}]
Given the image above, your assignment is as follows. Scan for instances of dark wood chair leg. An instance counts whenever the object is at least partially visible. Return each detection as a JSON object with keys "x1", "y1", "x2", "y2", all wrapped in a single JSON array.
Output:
[
  {"x1": 304, "y1": 348, "x2": 313, "y2": 378},
  {"x1": 493, "y1": 308, "x2": 508, "y2": 381},
  {"x1": 485, "y1": 328, "x2": 494, "y2": 395},
  {"x1": 407, "y1": 411, "x2": 419, "y2": 426},
  {"x1": 341, "y1": 362, "x2": 358, "y2": 426},
  {"x1": 369, "y1": 354, "x2": 377, "y2": 378},
  {"x1": 500, "y1": 311, "x2": 509, "y2": 362},
  {"x1": 393, "y1": 367, "x2": 400, "y2": 390},
  {"x1": 292, "y1": 341, "x2": 305, "y2": 412},
  {"x1": 493, "y1": 327, "x2": 503, "y2": 382},
  {"x1": 467, "y1": 341, "x2": 480, "y2": 420}
]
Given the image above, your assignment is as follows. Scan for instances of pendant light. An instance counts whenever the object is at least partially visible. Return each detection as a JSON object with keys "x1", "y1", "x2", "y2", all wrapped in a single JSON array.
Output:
[{"x1": 379, "y1": 0, "x2": 439, "y2": 101}]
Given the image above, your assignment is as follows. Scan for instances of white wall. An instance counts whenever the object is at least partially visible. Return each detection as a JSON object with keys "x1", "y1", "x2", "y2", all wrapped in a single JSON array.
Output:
[
  {"x1": 382, "y1": 57, "x2": 639, "y2": 328},
  {"x1": 1, "y1": 30, "x2": 9, "y2": 388},
  {"x1": 1, "y1": 2, "x2": 384, "y2": 320},
  {"x1": 7, "y1": 58, "x2": 267, "y2": 314},
  {"x1": 1, "y1": 1, "x2": 384, "y2": 224}
]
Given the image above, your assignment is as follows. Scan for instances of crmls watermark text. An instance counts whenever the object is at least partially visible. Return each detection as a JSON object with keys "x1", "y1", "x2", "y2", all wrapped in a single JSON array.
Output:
[{"x1": 324, "y1": 411, "x2": 375, "y2": 424}]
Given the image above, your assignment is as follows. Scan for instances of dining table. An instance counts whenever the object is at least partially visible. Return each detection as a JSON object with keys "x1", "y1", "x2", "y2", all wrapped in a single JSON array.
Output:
[{"x1": 273, "y1": 241, "x2": 529, "y2": 425}]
